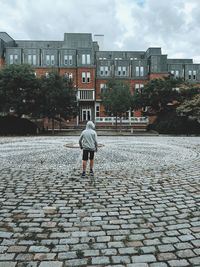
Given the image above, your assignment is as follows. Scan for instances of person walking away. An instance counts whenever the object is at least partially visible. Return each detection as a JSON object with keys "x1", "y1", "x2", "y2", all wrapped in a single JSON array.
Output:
[{"x1": 79, "y1": 121, "x2": 98, "y2": 177}]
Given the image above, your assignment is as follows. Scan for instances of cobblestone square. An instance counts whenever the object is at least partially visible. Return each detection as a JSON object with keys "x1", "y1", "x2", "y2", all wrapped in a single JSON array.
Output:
[{"x1": 0, "y1": 136, "x2": 200, "y2": 266}]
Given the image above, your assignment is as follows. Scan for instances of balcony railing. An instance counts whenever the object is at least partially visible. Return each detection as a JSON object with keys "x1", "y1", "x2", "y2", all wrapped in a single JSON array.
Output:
[
  {"x1": 95, "y1": 117, "x2": 149, "y2": 124},
  {"x1": 77, "y1": 89, "x2": 95, "y2": 101}
]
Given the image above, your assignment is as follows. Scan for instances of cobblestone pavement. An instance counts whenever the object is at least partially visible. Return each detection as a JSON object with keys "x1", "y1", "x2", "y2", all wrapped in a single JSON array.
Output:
[{"x1": 0, "y1": 136, "x2": 200, "y2": 267}]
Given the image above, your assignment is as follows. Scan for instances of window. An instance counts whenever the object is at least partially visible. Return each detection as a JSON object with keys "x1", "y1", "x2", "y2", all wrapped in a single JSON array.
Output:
[
  {"x1": 100, "y1": 66, "x2": 104, "y2": 76},
  {"x1": 122, "y1": 66, "x2": 127, "y2": 76},
  {"x1": 33, "y1": 55, "x2": 36, "y2": 65},
  {"x1": 79, "y1": 90, "x2": 94, "y2": 100},
  {"x1": 188, "y1": 70, "x2": 192, "y2": 80},
  {"x1": 82, "y1": 54, "x2": 91, "y2": 64},
  {"x1": 118, "y1": 66, "x2": 122, "y2": 76},
  {"x1": 87, "y1": 72, "x2": 90, "y2": 83},
  {"x1": 100, "y1": 83, "x2": 107, "y2": 94},
  {"x1": 9, "y1": 55, "x2": 14, "y2": 64},
  {"x1": 14, "y1": 55, "x2": 18, "y2": 64},
  {"x1": 64, "y1": 72, "x2": 73, "y2": 80},
  {"x1": 51, "y1": 55, "x2": 55, "y2": 65},
  {"x1": 117, "y1": 66, "x2": 127, "y2": 76},
  {"x1": 140, "y1": 66, "x2": 144, "y2": 76},
  {"x1": 9, "y1": 54, "x2": 18, "y2": 64},
  {"x1": 82, "y1": 72, "x2": 91, "y2": 83},
  {"x1": 64, "y1": 55, "x2": 72, "y2": 65},
  {"x1": 105, "y1": 66, "x2": 109, "y2": 76},
  {"x1": 136, "y1": 66, "x2": 144, "y2": 76},
  {"x1": 69, "y1": 55, "x2": 72, "y2": 65},
  {"x1": 28, "y1": 55, "x2": 32, "y2": 64},
  {"x1": 82, "y1": 54, "x2": 86, "y2": 64},
  {"x1": 28, "y1": 55, "x2": 37, "y2": 65},
  {"x1": 175, "y1": 70, "x2": 179, "y2": 78},
  {"x1": 100, "y1": 66, "x2": 110, "y2": 76},
  {"x1": 82, "y1": 72, "x2": 86, "y2": 83},
  {"x1": 96, "y1": 104, "x2": 100, "y2": 117},
  {"x1": 64, "y1": 55, "x2": 68, "y2": 65},
  {"x1": 193, "y1": 70, "x2": 197, "y2": 80},
  {"x1": 136, "y1": 66, "x2": 140, "y2": 76},
  {"x1": 135, "y1": 84, "x2": 144, "y2": 93},
  {"x1": 46, "y1": 55, "x2": 50, "y2": 65},
  {"x1": 87, "y1": 54, "x2": 91, "y2": 64}
]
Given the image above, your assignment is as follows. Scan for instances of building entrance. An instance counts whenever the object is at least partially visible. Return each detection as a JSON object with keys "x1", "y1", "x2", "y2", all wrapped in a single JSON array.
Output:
[{"x1": 82, "y1": 108, "x2": 91, "y2": 121}]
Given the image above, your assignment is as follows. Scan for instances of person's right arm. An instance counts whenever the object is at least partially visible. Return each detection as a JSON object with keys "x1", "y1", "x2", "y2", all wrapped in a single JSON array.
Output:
[{"x1": 93, "y1": 132, "x2": 98, "y2": 152}]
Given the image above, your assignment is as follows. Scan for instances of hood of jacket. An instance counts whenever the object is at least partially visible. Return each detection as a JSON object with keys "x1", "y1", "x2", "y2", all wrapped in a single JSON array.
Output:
[{"x1": 86, "y1": 121, "x2": 95, "y2": 130}]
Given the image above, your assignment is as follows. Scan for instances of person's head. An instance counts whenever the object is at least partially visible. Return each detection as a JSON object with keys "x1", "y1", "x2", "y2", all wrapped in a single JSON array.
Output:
[{"x1": 86, "y1": 120, "x2": 95, "y2": 130}]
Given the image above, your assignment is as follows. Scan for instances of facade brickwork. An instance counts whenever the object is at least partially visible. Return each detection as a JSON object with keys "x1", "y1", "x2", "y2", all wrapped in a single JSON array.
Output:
[{"x1": 77, "y1": 68, "x2": 96, "y2": 89}]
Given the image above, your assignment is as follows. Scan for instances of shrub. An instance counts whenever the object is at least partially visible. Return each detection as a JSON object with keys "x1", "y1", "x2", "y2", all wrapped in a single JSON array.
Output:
[
  {"x1": 149, "y1": 111, "x2": 200, "y2": 135},
  {"x1": 0, "y1": 116, "x2": 38, "y2": 135}
]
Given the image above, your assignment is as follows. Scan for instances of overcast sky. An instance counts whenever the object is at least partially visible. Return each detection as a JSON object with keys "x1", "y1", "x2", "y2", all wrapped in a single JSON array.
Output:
[{"x1": 1, "y1": 0, "x2": 200, "y2": 62}]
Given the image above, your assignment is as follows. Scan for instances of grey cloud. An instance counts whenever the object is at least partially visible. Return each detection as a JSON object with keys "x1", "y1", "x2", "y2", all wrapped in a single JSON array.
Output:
[{"x1": 0, "y1": 0, "x2": 200, "y2": 61}]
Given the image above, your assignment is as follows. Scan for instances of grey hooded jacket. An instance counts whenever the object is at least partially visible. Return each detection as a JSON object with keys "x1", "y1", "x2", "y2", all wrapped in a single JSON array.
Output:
[{"x1": 79, "y1": 121, "x2": 98, "y2": 151}]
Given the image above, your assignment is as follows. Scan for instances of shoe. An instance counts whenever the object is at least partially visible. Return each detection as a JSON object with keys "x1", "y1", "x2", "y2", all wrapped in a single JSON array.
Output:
[
  {"x1": 81, "y1": 171, "x2": 86, "y2": 177},
  {"x1": 90, "y1": 169, "x2": 94, "y2": 176}
]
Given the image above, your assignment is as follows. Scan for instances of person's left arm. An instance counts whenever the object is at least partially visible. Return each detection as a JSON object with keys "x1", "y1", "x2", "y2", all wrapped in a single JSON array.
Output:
[{"x1": 79, "y1": 133, "x2": 83, "y2": 149}]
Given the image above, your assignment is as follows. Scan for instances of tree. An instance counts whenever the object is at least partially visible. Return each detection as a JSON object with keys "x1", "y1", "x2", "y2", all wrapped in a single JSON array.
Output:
[
  {"x1": 0, "y1": 64, "x2": 39, "y2": 116},
  {"x1": 177, "y1": 93, "x2": 200, "y2": 123},
  {"x1": 37, "y1": 71, "x2": 77, "y2": 133},
  {"x1": 132, "y1": 77, "x2": 183, "y2": 115},
  {"x1": 101, "y1": 79, "x2": 132, "y2": 128}
]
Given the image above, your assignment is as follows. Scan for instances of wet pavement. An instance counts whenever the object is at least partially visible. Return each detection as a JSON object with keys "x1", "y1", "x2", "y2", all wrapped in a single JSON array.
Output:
[{"x1": 0, "y1": 136, "x2": 200, "y2": 267}]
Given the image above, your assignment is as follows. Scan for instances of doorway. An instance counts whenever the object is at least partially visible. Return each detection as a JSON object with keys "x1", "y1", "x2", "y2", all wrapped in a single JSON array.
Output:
[{"x1": 82, "y1": 108, "x2": 91, "y2": 121}]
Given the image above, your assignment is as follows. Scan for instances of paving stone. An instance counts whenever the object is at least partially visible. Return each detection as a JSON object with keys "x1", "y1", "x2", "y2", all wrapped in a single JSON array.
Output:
[
  {"x1": 150, "y1": 263, "x2": 168, "y2": 267},
  {"x1": 157, "y1": 244, "x2": 175, "y2": 252},
  {"x1": 168, "y1": 259, "x2": 190, "y2": 266},
  {"x1": 0, "y1": 232, "x2": 13, "y2": 238},
  {"x1": 39, "y1": 262, "x2": 63, "y2": 267},
  {"x1": 157, "y1": 252, "x2": 177, "y2": 261},
  {"x1": 131, "y1": 255, "x2": 156, "y2": 263},
  {"x1": 34, "y1": 253, "x2": 56, "y2": 260},
  {"x1": 112, "y1": 255, "x2": 131, "y2": 264},
  {"x1": 188, "y1": 256, "x2": 200, "y2": 265},
  {"x1": 17, "y1": 262, "x2": 38, "y2": 267},
  {"x1": 7, "y1": 245, "x2": 27, "y2": 252},
  {"x1": 0, "y1": 136, "x2": 200, "y2": 267},
  {"x1": 176, "y1": 249, "x2": 196, "y2": 258},
  {"x1": 0, "y1": 263, "x2": 17, "y2": 267},
  {"x1": 92, "y1": 256, "x2": 110, "y2": 265},
  {"x1": 119, "y1": 247, "x2": 138, "y2": 254},
  {"x1": 107, "y1": 241, "x2": 124, "y2": 248},
  {"x1": 127, "y1": 264, "x2": 149, "y2": 267},
  {"x1": 0, "y1": 253, "x2": 15, "y2": 260},
  {"x1": 29, "y1": 246, "x2": 50, "y2": 252}
]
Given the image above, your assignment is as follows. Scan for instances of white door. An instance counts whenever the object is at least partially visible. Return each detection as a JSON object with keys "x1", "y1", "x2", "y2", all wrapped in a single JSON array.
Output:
[{"x1": 82, "y1": 109, "x2": 91, "y2": 121}]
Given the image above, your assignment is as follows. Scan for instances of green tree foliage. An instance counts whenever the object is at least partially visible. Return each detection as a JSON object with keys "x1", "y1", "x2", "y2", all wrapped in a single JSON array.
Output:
[
  {"x1": 0, "y1": 66, "x2": 77, "y2": 125},
  {"x1": 132, "y1": 77, "x2": 182, "y2": 114},
  {"x1": 37, "y1": 70, "x2": 77, "y2": 123},
  {"x1": 0, "y1": 64, "x2": 39, "y2": 116},
  {"x1": 101, "y1": 79, "x2": 132, "y2": 127},
  {"x1": 177, "y1": 93, "x2": 200, "y2": 123},
  {"x1": 101, "y1": 79, "x2": 132, "y2": 116}
]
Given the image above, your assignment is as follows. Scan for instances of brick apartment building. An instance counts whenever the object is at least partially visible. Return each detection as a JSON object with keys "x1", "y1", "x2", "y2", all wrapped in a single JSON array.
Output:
[{"x1": 0, "y1": 32, "x2": 200, "y2": 127}]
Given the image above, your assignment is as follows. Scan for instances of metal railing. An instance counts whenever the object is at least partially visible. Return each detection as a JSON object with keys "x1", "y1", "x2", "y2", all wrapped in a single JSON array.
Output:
[{"x1": 95, "y1": 117, "x2": 149, "y2": 124}]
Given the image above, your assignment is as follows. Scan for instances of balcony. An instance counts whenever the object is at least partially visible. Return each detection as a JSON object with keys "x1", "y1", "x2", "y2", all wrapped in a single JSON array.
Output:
[{"x1": 77, "y1": 89, "x2": 95, "y2": 101}]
